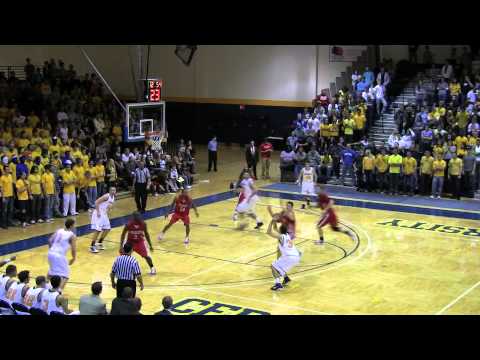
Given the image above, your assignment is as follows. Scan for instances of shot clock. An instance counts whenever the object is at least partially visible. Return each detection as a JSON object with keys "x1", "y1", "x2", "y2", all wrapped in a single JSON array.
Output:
[{"x1": 147, "y1": 79, "x2": 163, "y2": 102}]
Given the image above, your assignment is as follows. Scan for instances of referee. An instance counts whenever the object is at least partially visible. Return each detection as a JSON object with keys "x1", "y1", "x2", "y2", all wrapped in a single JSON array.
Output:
[
  {"x1": 132, "y1": 161, "x2": 151, "y2": 214},
  {"x1": 110, "y1": 243, "x2": 144, "y2": 298}
]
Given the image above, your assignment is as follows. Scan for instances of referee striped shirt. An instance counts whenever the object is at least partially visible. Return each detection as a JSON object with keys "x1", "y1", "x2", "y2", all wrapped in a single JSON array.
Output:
[
  {"x1": 111, "y1": 255, "x2": 141, "y2": 280},
  {"x1": 134, "y1": 168, "x2": 150, "y2": 184}
]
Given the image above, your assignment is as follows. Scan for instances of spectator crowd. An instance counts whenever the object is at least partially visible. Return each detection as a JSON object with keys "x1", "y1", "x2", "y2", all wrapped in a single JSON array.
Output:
[
  {"x1": 281, "y1": 48, "x2": 480, "y2": 199},
  {"x1": 0, "y1": 58, "x2": 197, "y2": 230}
]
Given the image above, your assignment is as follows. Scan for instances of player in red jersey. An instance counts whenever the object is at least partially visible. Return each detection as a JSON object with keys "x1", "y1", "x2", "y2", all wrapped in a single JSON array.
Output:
[
  {"x1": 157, "y1": 188, "x2": 199, "y2": 244},
  {"x1": 314, "y1": 185, "x2": 354, "y2": 245},
  {"x1": 267, "y1": 201, "x2": 296, "y2": 239},
  {"x1": 120, "y1": 212, "x2": 156, "y2": 275}
]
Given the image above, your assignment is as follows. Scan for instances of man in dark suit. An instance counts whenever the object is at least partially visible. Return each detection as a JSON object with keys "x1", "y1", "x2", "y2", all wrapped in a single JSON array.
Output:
[
  {"x1": 245, "y1": 140, "x2": 259, "y2": 179},
  {"x1": 154, "y1": 296, "x2": 173, "y2": 315}
]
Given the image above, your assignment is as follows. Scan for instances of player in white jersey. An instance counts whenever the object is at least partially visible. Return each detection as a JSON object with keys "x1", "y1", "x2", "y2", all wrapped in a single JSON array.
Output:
[
  {"x1": 232, "y1": 171, "x2": 263, "y2": 229},
  {"x1": 0, "y1": 264, "x2": 17, "y2": 314},
  {"x1": 90, "y1": 187, "x2": 116, "y2": 253},
  {"x1": 41, "y1": 275, "x2": 79, "y2": 315},
  {"x1": 297, "y1": 162, "x2": 317, "y2": 208},
  {"x1": 266, "y1": 220, "x2": 301, "y2": 291},
  {"x1": 47, "y1": 219, "x2": 77, "y2": 290},
  {"x1": 23, "y1": 275, "x2": 47, "y2": 311},
  {"x1": 5, "y1": 270, "x2": 30, "y2": 308}
]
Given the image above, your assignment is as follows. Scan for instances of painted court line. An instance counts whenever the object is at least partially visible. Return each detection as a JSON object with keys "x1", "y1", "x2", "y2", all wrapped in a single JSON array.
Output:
[
  {"x1": 436, "y1": 280, "x2": 480, "y2": 315},
  {"x1": 181, "y1": 286, "x2": 333, "y2": 315},
  {"x1": 262, "y1": 186, "x2": 480, "y2": 214}
]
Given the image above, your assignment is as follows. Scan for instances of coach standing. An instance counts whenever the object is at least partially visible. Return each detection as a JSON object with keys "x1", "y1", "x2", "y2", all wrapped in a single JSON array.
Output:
[
  {"x1": 111, "y1": 243, "x2": 144, "y2": 298},
  {"x1": 132, "y1": 161, "x2": 151, "y2": 214},
  {"x1": 208, "y1": 136, "x2": 218, "y2": 172}
]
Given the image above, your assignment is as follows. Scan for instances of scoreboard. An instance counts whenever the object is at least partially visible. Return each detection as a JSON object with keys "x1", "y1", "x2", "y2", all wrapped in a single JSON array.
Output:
[{"x1": 147, "y1": 79, "x2": 163, "y2": 102}]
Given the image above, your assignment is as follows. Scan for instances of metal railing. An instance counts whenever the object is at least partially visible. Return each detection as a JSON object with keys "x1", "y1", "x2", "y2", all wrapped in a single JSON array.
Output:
[{"x1": 0, "y1": 65, "x2": 28, "y2": 80}]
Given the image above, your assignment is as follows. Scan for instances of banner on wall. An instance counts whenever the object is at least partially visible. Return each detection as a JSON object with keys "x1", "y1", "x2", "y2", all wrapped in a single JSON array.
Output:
[{"x1": 329, "y1": 46, "x2": 365, "y2": 62}]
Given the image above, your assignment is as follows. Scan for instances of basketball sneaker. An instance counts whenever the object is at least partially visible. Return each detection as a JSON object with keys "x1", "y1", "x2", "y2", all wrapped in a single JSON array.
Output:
[
  {"x1": 314, "y1": 239, "x2": 324, "y2": 245},
  {"x1": 184, "y1": 237, "x2": 190, "y2": 245},
  {"x1": 254, "y1": 222, "x2": 264, "y2": 230},
  {"x1": 232, "y1": 213, "x2": 238, "y2": 221},
  {"x1": 157, "y1": 232, "x2": 164, "y2": 241},
  {"x1": 90, "y1": 246, "x2": 99, "y2": 253},
  {"x1": 282, "y1": 276, "x2": 291, "y2": 286},
  {"x1": 150, "y1": 267, "x2": 157, "y2": 275},
  {"x1": 96, "y1": 243, "x2": 105, "y2": 250},
  {"x1": 271, "y1": 283, "x2": 284, "y2": 291}
]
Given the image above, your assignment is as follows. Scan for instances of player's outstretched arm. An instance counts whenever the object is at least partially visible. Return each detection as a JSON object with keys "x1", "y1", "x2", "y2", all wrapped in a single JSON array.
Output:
[
  {"x1": 95, "y1": 194, "x2": 109, "y2": 217},
  {"x1": 47, "y1": 231, "x2": 57, "y2": 249},
  {"x1": 267, "y1": 205, "x2": 275, "y2": 217},
  {"x1": 144, "y1": 223, "x2": 154, "y2": 251},
  {"x1": 120, "y1": 226, "x2": 128, "y2": 251},
  {"x1": 168, "y1": 196, "x2": 177, "y2": 218},
  {"x1": 266, "y1": 220, "x2": 279, "y2": 239},
  {"x1": 191, "y1": 199, "x2": 199, "y2": 217},
  {"x1": 69, "y1": 235, "x2": 77, "y2": 266}
]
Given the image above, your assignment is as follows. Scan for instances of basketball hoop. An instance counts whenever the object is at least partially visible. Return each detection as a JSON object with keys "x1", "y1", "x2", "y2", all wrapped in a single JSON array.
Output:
[{"x1": 145, "y1": 131, "x2": 164, "y2": 152}]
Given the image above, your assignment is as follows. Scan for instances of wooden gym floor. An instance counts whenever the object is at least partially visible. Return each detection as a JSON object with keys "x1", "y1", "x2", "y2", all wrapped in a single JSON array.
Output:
[{"x1": 2, "y1": 145, "x2": 480, "y2": 315}]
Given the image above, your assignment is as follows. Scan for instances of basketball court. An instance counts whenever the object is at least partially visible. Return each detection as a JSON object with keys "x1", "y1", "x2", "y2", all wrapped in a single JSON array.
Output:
[{"x1": 2, "y1": 146, "x2": 479, "y2": 315}]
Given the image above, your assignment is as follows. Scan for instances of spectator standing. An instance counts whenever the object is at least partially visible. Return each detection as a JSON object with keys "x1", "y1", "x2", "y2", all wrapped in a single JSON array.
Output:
[
  {"x1": 403, "y1": 151, "x2": 418, "y2": 196},
  {"x1": 28, "y1": 166, "x2": 43, "y2": 223},
  {"x1": 61, "y1": 161, "x2": 77, "y2": 217},
  {"x1": 259, "y1": 138, "x2": 273, "y2": 180},
  {"x1": 353, "y1": 108, "x2": 366, "y2": 141},
  {"x1": 408, "y1": 45, "x2": 419, "y2": 64},
  {"x1": 419, "y1": 150, "x2": 434, "y2": 195},
  {"x1": 207, "y1": 136, "x2": 218, "y2": 172},
  {"x1": 79, "y1": 281, "x2": 107, "y2": 315},
  {"x1": 362, "y1": 150, "x2": 375, "y2": 192},
  {"x1": 340, "y1": 144, "x2": 357, "y2": 186},
  {"x1": 280, "y1": 145, "x2": 295, "y2": 182},
  {"x1": 375, "y1": 148, "x2": 389, "y2": 193},
  {"x1": 245, "y1": 140, "x2": 259, "y2": 179},
  {"x1": 431, "y1": 154, "x2": 446, "y2": 199},
  {"x1": 41, "y1": 165, "x2": 56, "y2": 223},
  {"x1": 462, "y1": 148, "x2": 476, "y2": 197},
  {"x1": 376, "y1": 67, "x2": 391, "y2": 91},
  {"x1": 110, "y1": 243, "x2": 144, "y2": 298},
  {"x1": 342, "y1": 114, "x2": 355, "y2": 144},
  {"x1": 16, "y1": 172, "x2": 31, "y2": 227},
  {"x1": 132, "y1": 161, "x2": 151, "y2": 214},
  {"x1": 0, "y1": 166, "x2": 15, "y2": 229},
  {"x1": 363, "y1": 67, "x2": 375, "y2": 87},
  {"x1": 154, "y1": 296, "x2": 174, "y2": 315},
  {"x1": 373, "y1": 80, "x2": 388, "y2": 117},
  {"x1": 387, "y1": 148, "x2": 403, "y2": 195},
  {"x1": 423, "y1": 46, "x2": 434, "y2": 68},
  {"x1": 24, "y1": 58, "x2": 35, "y2": 82},
  {"x1": 448, "y1": 153, "x2": 463, "y2": 200},
  {"x1": 441, "y1": 60, "x2": 453, "y2": 81},
  {"x1": 95, "y1": 159, "x2": 106, "y2": 197},
  {"x1": 294, "y1": 146, "x2": 307, "y2": 180}
]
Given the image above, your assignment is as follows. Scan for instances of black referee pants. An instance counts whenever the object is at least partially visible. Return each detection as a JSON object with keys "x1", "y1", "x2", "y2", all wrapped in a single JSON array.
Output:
[
  {"x1": 116, "y1": 279, "x2": 137, "y2": 298},
  {"x1": 208, "y1": 151, "x2": 217, "y2": 172},
  {"x1": 135, "y1": 183, "x2": 148, "y2": 213}
]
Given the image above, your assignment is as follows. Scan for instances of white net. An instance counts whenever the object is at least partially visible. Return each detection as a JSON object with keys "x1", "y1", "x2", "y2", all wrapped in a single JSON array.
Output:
[{"x1": 146, "y1": 131, "x2": 164, "y2": 152}]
